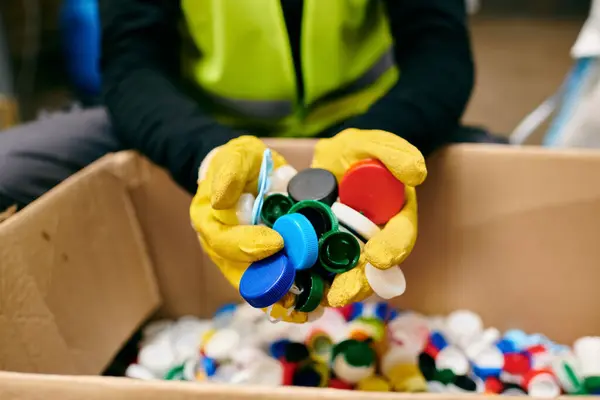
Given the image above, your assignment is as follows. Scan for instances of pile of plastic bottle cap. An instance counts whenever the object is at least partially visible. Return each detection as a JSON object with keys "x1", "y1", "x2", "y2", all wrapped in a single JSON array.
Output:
[{"x1": 125, "y1": 301, "x2": 600, "y2": 397}]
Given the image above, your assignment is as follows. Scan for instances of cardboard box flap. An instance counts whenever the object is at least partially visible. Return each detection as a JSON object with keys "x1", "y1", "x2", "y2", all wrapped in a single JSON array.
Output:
[{"x1": 0, "y1": 160, "x2": 160, "y2": 375}]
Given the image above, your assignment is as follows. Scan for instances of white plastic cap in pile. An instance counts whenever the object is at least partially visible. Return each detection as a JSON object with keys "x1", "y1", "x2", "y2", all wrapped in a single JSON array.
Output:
[
  {"x1": 527, "y1": 371, "x2": 561, "y2": 398},
  {"x1": 269, "y1": 165, "x2": 298, "y2": 194},
  {"x1": 142, "y1": 320, "x2": 173, "y2": 343},
  {"x1": 332, "y1": 354, "x2": 376, "y2": 384},
  {"x1": 435, "y1": 345, "x2": 470, "y2": 376},
  {"x1": 446, "y1": 310, "x2": 483, "y2": 349},
  {"x1": 125, "y1": 364, "x2": 157, "y2": 380},
  {"x1": 364, "y1": 263, "x2": 406, "y2": 300},
  {"x1": 203, "y1": 328, "x2": 241, "y2": 361},
  {"x1": 138, "y1": 338, "x2": 177, "y2": 377},
  {"x1": 574, "y1": 336, "x2": 600, "y2": 377},
  {"x1": 243, "y1": 357, "x2": 284, "y2": 386},
  {"x1": 427, "y1": 380, "x2": 447, "y2": 393},
  {"x1": 465, "y1": 327, "x2": 501, "y2": 360},
  {"x1": 472, "y1": 345, "x2": 504, "y2": 371},
  {"x1": 387, "y1": 313, "x2": 430, "y2": 354},
  {"x1": 235, "y1": 193, "x2": 255, "y2": 225},
  {"x1": 551, "y1": 351, "x2": 584, "y2": 394}
]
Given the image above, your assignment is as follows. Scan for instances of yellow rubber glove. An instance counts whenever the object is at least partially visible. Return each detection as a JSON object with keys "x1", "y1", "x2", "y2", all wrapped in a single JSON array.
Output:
[
  {"x1": 311, "y1": 128, "x2": 427, "y2": 307},
  {"x1": 190, "y1": 136, "x2": 309, "y2": 323}
]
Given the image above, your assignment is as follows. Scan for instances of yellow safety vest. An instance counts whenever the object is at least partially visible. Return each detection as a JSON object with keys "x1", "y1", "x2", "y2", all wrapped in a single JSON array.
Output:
[{"x1": 180, "y1": 0, "x2": 398, "y2": 137}]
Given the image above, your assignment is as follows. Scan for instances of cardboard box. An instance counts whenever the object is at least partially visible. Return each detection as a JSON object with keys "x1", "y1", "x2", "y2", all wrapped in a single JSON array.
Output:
[{"x1": 1, "y1": 139, "x2": 600, "y2": 398}]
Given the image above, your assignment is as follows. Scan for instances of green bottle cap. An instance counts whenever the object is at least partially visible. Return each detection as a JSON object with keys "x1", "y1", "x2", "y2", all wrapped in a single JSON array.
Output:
[
  {"x1": 434, "y1": 368, "x2": 456, "y2": 385},
  {"x1": 319, "y1": 231, "x2": 361, "y2": 274},
  {"x1": 284, "y1": 342, "x2": 311, "y2": 363},
  {"x1": 294, "y1": 272, "x2": 325, "y2": 312},
  {"x1": 164, "y1": 364, "x2": 186, "y2": 381},
  {"x1": 288, "y1": 200, "x2": 338, "y2": 238},
  {"x1": 331, "y1": 339, "x2": 375, "y2": 368},
  {"x1": 261, "y1": 193, "x2": 294, "y2": 228},
  {"x1": 584, "y1": 376, "x2": 600, "y2": 392}
]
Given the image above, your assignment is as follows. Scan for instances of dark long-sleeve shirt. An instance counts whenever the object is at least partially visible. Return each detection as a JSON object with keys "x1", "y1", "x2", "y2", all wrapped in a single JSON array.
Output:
[{"x1": 100, "y1": 0, "x2": 474, "y2": 194}]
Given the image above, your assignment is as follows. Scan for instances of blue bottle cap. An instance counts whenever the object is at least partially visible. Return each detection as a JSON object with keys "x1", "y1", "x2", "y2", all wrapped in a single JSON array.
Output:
[
  {"x1": 269, "y1": 339, "x2": 291, "y2": 360},
  {"x1": 273, "y1": 214, "x2": 319, "y2": 270},
  {"x1": 214, "y1": 303, "x2": 237, "y2": 318},
  {"x1": 496, "y1": 338, "x2": 517, "y2": 354},
  {"x1": 239, "y1": 252, "x2": 296, "y2": 308},
  {"x1": 251, "y1": 149, "x2": 273, "y2": 225},
  {"x1": 348, "y1": 302, "x2": 364, "y2": 321},
  {"x1": 430, "y1": 331, "x2": 449, "y2": 350},
  {"x1": 375, "y1": 302, "x2": 399, "y2": 321},
  {"x1": 202, "y1": 357, "x2": 218, "y2": 377}
]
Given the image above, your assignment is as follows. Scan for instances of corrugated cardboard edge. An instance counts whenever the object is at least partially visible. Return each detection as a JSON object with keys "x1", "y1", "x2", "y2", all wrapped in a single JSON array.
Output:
[
  {"x1": 0, "y1": 372, "x2": 587, "y2": 400},
  {"x1": 0, "y1": 153, "x2": 160, "y2": 375}
]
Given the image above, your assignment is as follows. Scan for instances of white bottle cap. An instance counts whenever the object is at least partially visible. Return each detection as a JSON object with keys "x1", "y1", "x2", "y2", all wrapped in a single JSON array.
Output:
[
  {"x1": 269, "y1": 165, "x2": 298, "y2": 194},
  {"x1": 331, "y1": 202, "x2": 380, "y2": 241},
  {"x1": 387, "y1": 313, "x2": 430, "y2": 353},
  {"x1": 446, "y1": 310, "x2": 483, "y2": 347},
  {"x1": 183, "y1": 357, "x2": 200, "y2": 381},
  {"x1": 307, "y1": 306, "x2": 325, "y2": 322},
  {"x1": 500, "y1": 371, "x2": 524, "y2": 385},
  {"x1": 125, "y1": 363, "x2": 157, "y2": 380},
  {"x1": 527, "y1": 372, "x2": 561, "y2": 398},
  {"x1": 381, "y1": 345, "x2": 418, "y2": 376},
  {"x1": 211, "y1": 363, "x2": 240, "y2": 383},
  {"x1": 235, "y1": 193, "x2": 255, "y2": 225},
  {"x1": 574, "y1": 336, "x2": 600, "y2": 377},
  {"x1": 435, "y1": 345, "x2": 470, "y2": 375},
  {"x1": 472, "y1": 346, "x2": 504, "y2": 370},
  {"x1": 246, "y1": 358, "x2": 284, "y2": 386},
  {"x1": 465, "y1": 327, "x2": 501, "y2": 360},
  {"x1": 427, "y1": 380, "x2": 447, "y2": 393},
  {"x1": 332, "y1": 354, "x2": 375, "y2": 384},
  {"x1": 203, "y1": 328, "x2": 241, "y2": 361},
  {"x1": 232, "y1": 347, "x2": 266, "y2": 369},
  {"x1": 551, "y1": 351, "x2": 583, "y2": 394},
  {"x1": 364, "y1": 263, "x2": 406, "y2": 299},
  {"x1": 138, "y1": 338, "x2": 177, "y2": 377}
]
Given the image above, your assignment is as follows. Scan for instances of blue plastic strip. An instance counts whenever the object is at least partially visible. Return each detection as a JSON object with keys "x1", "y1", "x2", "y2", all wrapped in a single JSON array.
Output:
[{"x1": 251, "y1": 149, "x2": 273, "y2": 225}]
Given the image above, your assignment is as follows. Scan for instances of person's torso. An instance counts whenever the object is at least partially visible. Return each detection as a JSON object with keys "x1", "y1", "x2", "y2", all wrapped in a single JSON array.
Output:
[{"x1": 180, "y1": 0, "x2": 398, "y2": 137}]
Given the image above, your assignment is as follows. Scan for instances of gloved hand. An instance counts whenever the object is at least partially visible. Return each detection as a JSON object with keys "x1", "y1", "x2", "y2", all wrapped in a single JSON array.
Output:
[
  {"x1": 190, "y1": 136, "x2": 310, "y2": 323},
  {"x1": 311, "y1": 128, "x2": 427, "y2": 307}
]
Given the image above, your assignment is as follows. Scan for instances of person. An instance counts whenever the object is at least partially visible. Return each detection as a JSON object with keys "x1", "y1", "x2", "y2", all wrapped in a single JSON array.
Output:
[{"x1": 0, "y1": 0, "x2": 503, "y2": 212}]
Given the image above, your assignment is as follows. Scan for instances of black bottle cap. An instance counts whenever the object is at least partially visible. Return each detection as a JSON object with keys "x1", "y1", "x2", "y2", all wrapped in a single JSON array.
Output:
[{"x1": 287, "y1": 168, "x2": 338, "y2": 206}]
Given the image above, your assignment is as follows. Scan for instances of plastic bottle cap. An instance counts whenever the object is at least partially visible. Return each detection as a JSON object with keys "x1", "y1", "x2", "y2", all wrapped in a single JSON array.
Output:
[
  {"x1": 427, "y1": 380, "x2": 448, "y2": 393},
  {"x1": 331, "y1": 202, "x2": 380, "y2": 241},
  {"x1": 318, "y1": 231, "x2": 361, "y2": 274},
  {"x1": 364, "y1": 263, "x2": 406, "y2": 299},
  {"x1": 333, "y1": 355, "x2": 376, "y2": 384},
  {"x1": 381, "y1": 345, "x2": 418, "y2": 376},
  {"x1": 270, "y1": 165, "x2": 298, "y2": 194},
  {"x1": 435, "y1": 345, "x2": 470, "y2": 376},
  {"x1": 418, "y1": 353, "x2": 437, "y2": 381},
  {"x1": 239, "y1": 252, "x2": 296, "y2": 308},
  {"x1": 339, "y1": 159, "x2": 405, "y2": 225},
  {"x1": 526, "y1": 371, "x2": 561, "y2": 398},
  {"x1": 434, "y1": 368, "x2": 457, "y2": 385},
  {"x1": 465, "y1": 327, "x2": 501, "y2": 360},
  {"x1": 273, "y1": 214, "x2": 319, "y2": 270},
  {"x1": 260, "y1": 193, "x2": 294, "y2": 228},
  {"x1": 504, "y1": 353, "x2": 531, "y2": 375},
  {"x1": 574, "y1": 336, "x2": 600, "y2": 377},
  {"x1": 429, "y1": 330, "x2": 449, "y2": 350},
  {"x1": 446, "y1": 310, "x2": 483, "y2": 347},
  {"x1": 485, "y1": 377, "x2": 505, "y2": 394},
  {"x1": 288, "y1": 200, "x2": 338, "y2": 238},
  {"x1": 501, "y1": 384, "x2": 527, "y2": 395},
  {"x1": 294, "y1": 272, "x2": 325, "y2": 312},
  {"x1": 386, "y1": 364, "x2": 426, "y2": 391},
  {"x1": 307, "y1": 306, "x2": 325, "y2": 322},
  {"x1": 203, "y1": 328, "x2": 241, "y2": 361},
  {"x1": 332, "y1": 340, "x2": 376, "y2": 381},
  {"x1": 292, "y1": 363, "x2": 324, "y2": 387},
  {"x1": 246, "y1": 358, "x2": 284, "y2": 386},
  {"x1": 142, "y1": 320, "x2": 174, "y2": 343},
  {"x1": 357, "y1": 375, "x2": 392, "y2": 392},
  {"x1": 164, "y1": 364, "x2": 186, "y2": 380},
  {"x1": 504, "y1": 329, "x2": 529, "y2": 351},
  {"x1": 453, "y1": 376, "x2": 478, "y2": 392},
  {"x1": 236, "y1": 193, "x2": 256, "y2": 225},
  {"x1": 125, "y1": 364, "x2": 157, "y2": 380},
  {"x1": 472, "y1": 346, "x2": 504, "y2": 370},
  {"x1": 329, "y1": 378, "x2": 354, "y2": 390},
  {"x1": 183, "y1": 358, "x2": 200, "y2": 381},
  {"x1": 306, "y1": 330, "x2": 333, "y2": 362},
  {"x1": 551, "y1": 352, "x2": 584, "y2": 394},
  {"x1": 284, "y1": 342, "x2": 311, "y2": 363},
  {"x1": 287, "y1": 168, "x2": 339, "y2": 206},
  {"x1": 138, "y1": 339, "x2": 176, "y2": 377},
  {"x1": 251, "y1": 149, "x2": 274, "y2": 225}
]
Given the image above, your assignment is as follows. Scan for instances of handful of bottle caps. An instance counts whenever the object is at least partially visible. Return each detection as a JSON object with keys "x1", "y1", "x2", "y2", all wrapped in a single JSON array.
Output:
[
  {"x1": 237, "y1": 150, "x2": 408, "y2": 318},
  {"x1": 127, "y1": 302, "x2": 600, "y2": 397}
]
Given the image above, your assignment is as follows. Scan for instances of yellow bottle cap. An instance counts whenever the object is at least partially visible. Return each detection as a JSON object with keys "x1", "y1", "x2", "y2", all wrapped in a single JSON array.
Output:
[{"x1": 357, "y1": 375, "x2": 392, "y2": 392}]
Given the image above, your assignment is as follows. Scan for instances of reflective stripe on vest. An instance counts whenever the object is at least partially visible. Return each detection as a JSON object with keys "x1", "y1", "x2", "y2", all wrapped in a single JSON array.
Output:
[{"x1": 201, "y1": 47, "x2": 395, "y2": 120}]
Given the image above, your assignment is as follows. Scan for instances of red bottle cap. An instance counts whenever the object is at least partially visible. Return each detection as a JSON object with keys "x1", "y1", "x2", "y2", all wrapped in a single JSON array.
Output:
[
  {"x1": 485, "y1": 377, "x2": 504, "y2": 394},
  {"x1": 339, "y1": 159, "x2": 406, "y2": 225},
  {"x1": 504, "y1": 353, "x2": 531, "y2": 375},
  {"x1": 424, "y1": 340, "x2": 440, "y2": 359},
  {"x1": 329, "y1": 378, "x2": 354, "y2": 390},
  {"x1": 281, "y1": 360, "x2": 298, "y2": 386}
]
